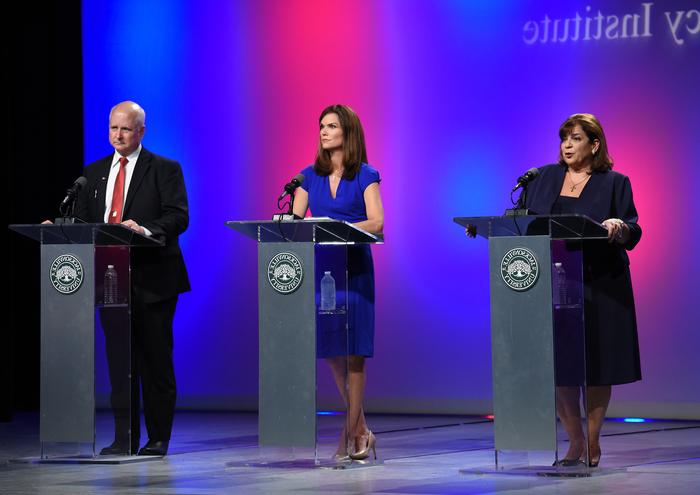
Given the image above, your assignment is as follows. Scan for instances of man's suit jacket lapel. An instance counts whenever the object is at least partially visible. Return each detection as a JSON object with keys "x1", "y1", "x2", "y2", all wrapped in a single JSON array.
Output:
[
  {"x1": 94, "y1": 158, "x2": 112, "y2": 221},
  {"x1": 124, "y1": 148, "x2": 152, "y2": 219}
]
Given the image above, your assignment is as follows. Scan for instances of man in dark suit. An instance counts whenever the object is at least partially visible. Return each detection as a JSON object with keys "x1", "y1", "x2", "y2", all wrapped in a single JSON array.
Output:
[{"x1": 75, "y1": 101, "x2": 190, "y2": 456}]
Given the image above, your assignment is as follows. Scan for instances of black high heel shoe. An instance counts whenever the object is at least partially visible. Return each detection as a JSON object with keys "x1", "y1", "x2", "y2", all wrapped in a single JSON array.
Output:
[
  {"x1": 588, "y1": 448, "x2": 601, "y2": 468},
  {"x1": 553, "y1": 443, "x2": 585, "y2": 467},
  {"x1": 552, "y1": 458, "x2": 585, "y2": 467}
]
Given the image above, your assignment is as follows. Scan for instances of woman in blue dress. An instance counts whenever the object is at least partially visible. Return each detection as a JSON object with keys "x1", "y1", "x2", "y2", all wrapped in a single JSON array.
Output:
[
  {"x1": 525, "y1": 114, "x2": 642, "y2": 467},
  {"x1": 293, "y1": 105, "x2": 384, "y2": 461}
]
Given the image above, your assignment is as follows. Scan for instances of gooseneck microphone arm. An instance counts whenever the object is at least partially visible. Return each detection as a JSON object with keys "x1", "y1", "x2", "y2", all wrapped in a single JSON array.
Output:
[
  {"x1": 277, "y1": 174, "x2": 305, "y2": 201},
  {"x1": 276, "y1": 173, "x2": 305, "y2": 215},
  {"x1": 511, "y1": 167, "x2": 540, "y2": 193},
  {"x1": 58, "y1": 176, "x2": 88, "y2": 217},
  {"x1": 515, "y1": 185, "x2": 528, "y2": 209},
  {"x1": 506, "y1": 167, "x2": 539, "y2": 216}
]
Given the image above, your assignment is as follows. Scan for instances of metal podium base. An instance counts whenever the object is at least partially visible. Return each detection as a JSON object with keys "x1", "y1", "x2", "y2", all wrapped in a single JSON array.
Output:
[
  {"x1": 226, "y1": 457, "x2": 383, "y2": 470},
  {"x1": 460, "y1": 465, "x2": 622, "y2": 478},
  {"x1": 10, "y1": 454, "x2": 164, "y2": 465}
]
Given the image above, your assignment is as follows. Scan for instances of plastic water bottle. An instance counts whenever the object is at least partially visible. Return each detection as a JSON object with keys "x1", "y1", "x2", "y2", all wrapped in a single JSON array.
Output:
[
  {"x1": 320, "y1": 271, "x2": 336, "y2": 311},
  {"x1": 104, "y1": 265, "x2": 118, "y2": 305},
  {"x1": 553, "y1": 262, "x2": 567, "y2": 307}
]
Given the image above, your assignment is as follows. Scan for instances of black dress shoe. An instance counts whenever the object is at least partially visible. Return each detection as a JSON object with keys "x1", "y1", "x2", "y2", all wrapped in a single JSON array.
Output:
[
  {"x1": 552, "y1": 458, "x2": 585, "y2": 467},
  {"x1": 99, "y1": 441, "x2": 130, "y2": 456},
  {"x1": 138, "y1": 440, "x2": 168, "y2": 456}
]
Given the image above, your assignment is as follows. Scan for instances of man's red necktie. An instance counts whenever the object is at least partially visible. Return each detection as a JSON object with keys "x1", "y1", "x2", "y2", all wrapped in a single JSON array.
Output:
[{"x1": 108, "y1": 156, "x2": 128, "y2": 223}]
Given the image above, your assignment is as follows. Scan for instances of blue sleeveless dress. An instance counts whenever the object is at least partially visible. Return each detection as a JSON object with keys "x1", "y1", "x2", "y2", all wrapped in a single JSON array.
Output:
[{"x1": 300, "y1": 163, "x2": 380, "y2": 357}]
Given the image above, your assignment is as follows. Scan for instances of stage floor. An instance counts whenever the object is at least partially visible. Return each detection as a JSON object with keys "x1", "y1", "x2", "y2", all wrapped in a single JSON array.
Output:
[{"x1": 1, "y1": 411, "x2": 699, "y2": 494}]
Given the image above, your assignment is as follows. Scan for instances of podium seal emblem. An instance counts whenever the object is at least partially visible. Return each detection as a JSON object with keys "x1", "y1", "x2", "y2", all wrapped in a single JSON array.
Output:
[
  {"x1": 267, "y1": 252, "x2": 303, "y2": 294},
  {"x1": 500, "y1": 247, "x2": 539, "y2": 291},
  {"x1": 50, "y1": 254, "x2": 84, "y2": 294}
]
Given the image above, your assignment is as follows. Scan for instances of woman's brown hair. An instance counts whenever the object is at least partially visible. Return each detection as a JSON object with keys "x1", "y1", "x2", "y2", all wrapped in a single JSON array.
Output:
[
  {"x1": 558, "y1": 113, "x2": 613, "y2": 172},
  {"x1": 314, "y1": 104, "x2": 368, "y2": 179}
]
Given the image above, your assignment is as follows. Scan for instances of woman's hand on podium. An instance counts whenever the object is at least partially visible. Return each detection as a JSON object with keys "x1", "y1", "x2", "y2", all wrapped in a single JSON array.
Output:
[{"x1": 602, "y1": 218, "x2": 629, "y2": 244}]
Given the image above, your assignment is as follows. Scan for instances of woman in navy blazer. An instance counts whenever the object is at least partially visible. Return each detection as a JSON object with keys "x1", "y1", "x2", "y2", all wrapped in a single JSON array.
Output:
[{"x1": 526, "y1": 114, "x2": 642, "y2": 467}]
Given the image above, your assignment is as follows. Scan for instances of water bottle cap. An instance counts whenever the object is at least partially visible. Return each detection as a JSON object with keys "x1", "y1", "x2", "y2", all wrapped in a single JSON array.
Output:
[
  {"x1": 107, "y1": 264, "x2": 115, "y2": 268},
  {"x1": 554, "y1": 262, "x2": 562, "y2": 267},
  {"x1": 324, "y1": 271, "x2": 331, "y2": 275}
]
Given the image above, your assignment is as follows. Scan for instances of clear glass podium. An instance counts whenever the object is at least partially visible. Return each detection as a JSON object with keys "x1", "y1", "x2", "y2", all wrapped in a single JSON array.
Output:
[
  {"x1": 225, "y1": 218, "x2": 383, "y2": 467},
  {"x1": 453, "y1": 214, "x2": 608, "y2": 476},
  {"x1": 9, "y1": 222, "x2": 161, "y2": 462}
]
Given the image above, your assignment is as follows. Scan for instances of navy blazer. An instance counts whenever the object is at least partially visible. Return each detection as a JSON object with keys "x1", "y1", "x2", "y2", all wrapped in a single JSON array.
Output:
[
  {"x1": 524, "y1": 163, "x2": 642, "y2": 267},
  {"x1": 75, "y1": 147, "x2": 190, "y2": 302}
]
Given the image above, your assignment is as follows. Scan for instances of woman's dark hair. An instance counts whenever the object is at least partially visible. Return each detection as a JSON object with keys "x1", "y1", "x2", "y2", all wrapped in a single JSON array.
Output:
[
  {"x1": 314, "y1": 104, "x2": 368, "y2": 179},
  {"x1": 558, "y1": 113, "x2": 613, "y2": 172}
]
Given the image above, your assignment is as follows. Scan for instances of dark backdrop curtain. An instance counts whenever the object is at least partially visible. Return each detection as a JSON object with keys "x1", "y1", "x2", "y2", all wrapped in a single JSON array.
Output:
[{"x1": 3, "y1": 0, "x2": 83, "y2": 420}]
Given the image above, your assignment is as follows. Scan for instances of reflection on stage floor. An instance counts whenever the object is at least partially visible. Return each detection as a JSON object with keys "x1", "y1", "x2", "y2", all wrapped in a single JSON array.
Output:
[{"x1": 1, "y1": 411, "x2": 699, "y2": 494}]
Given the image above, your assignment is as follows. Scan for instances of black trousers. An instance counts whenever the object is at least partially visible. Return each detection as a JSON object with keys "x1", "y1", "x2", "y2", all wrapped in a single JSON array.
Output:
[{"x1": 101, "y1": 295, "x2": 178, "y2": 451}]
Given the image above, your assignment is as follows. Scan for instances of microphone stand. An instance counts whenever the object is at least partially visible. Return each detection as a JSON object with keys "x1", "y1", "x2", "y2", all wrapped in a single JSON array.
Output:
[
  {"x1": 504, "y1": 185, "x2": 532, "y2": 216},
  {"x1": 272, "y1": 190, "x2": 302, "y2": 221},
  {"x1": 287, "y1": 192, "x2": 295, "y2": 216},
  {"x1": 55, "y1": 196, "x2": 85, "y2": 224}
]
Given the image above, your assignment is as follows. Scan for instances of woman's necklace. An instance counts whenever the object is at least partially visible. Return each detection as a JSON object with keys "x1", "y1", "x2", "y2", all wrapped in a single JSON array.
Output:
[{"x1": 567, "y1": 169, "x2": 591, "y2": 192}]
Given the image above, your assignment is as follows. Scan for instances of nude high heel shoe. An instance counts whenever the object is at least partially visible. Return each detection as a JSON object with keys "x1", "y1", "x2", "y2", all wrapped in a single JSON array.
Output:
[{"x1": 349, "y1": 431, "x2": 376, "y2": 460}]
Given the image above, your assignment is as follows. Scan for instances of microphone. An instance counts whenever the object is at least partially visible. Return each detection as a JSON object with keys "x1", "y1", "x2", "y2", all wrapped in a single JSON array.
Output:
[
  {"x1": 277, "y1": 174, "x2": 305, "y2": 201},
  {"x1": 60, "y1": 176, "x2": 88, "y2": 209},
  {"x1": 511, "y1": 167, "x2": 540, "y2": 192}
]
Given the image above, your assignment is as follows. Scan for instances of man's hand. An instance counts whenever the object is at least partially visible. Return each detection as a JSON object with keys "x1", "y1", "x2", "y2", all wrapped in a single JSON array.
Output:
[{"x1": 121, "y1": 219, "x2": 145, "y2": 235}]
